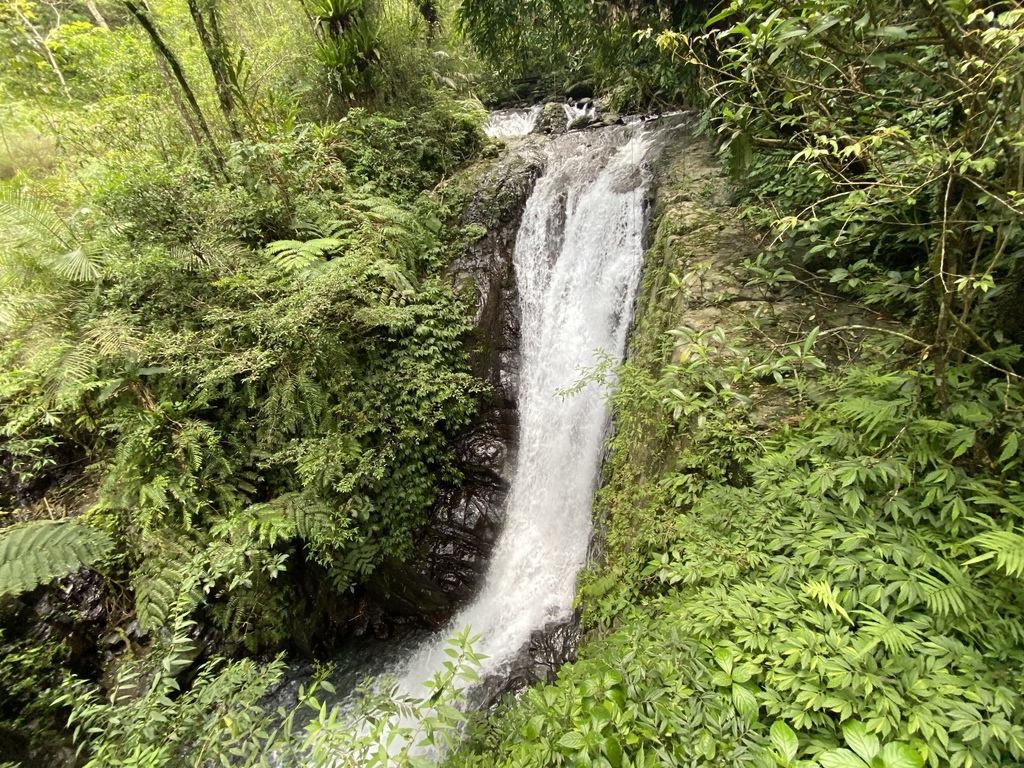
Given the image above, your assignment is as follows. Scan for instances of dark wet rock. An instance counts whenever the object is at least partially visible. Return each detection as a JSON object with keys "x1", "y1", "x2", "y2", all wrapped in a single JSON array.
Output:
[
  {"x1": 538, "y1": 102, "x2": 568, "y2": 134},
  {"x1": 354, "y1": 148, "x2": 541, "y2": 636},
  {"x1": 410, "y1": 150, "x2": 543, "y2": 608},
  {"x1": 566, "y1": 82, "x2": 595, "y2": 101},
  {"x1": 365, "y1": 555, "x2": 452, "y2": 618},
  {"x1": 0, "y1": 567, "x2": 119, "y2": 768},
  {"x1": 470, "y1": 612, "x2": 582, "y2": 709},
  {"x1": 452, "y1": 150, "x2": 543, "y2": 408},
  {"x1": 568, "y1": 112, "x2": 598, "y2": 131}
]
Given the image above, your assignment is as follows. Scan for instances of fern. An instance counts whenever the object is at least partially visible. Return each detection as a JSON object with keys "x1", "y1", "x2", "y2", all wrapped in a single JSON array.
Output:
[
  {"x1": 967, "y1": 529, "x2": 1024, "y2": 579},
  {"x1": 0, "y1": 520, "x2": 113, "y2": 597},
  {"x1": 264, "y1": 237, "x2": 345, "y2": 272},
  {"x1": 917, "y1": 560, "x2": 978, "y2": 617},
  {"x1": 134, "y1": 560, "x2": 192, "y2": 632},
  {"x1": 803, "y1": 579, "x2": 851, "y2": 621}
]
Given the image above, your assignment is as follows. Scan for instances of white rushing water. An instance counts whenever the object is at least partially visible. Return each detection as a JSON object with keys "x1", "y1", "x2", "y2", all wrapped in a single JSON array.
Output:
[
  {"x1": 484, "y1": 106, "x2": 541, "y2": 138},
  {"x1": 394, "y1": 121, "x2": 662, "y2": 698}
]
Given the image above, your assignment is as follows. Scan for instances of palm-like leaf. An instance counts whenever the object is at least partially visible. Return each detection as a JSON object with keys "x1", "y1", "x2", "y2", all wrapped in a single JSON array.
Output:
[{"x1": 0, "y1": 190, "x2": 104, "y2": 289}]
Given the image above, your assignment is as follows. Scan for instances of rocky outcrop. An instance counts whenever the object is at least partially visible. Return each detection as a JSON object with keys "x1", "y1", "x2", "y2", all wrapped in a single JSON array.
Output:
[
  {"x1": 470, "y1": 613, "x2": 582, "y2": 709},
  {"x1": 537, "y1": 102, "x2": 568, "y2": 135},
  {"x1": 360, "y1": 150, "x2": 544, "y2": 635},
  {"x1": 419, "y1": 150, "x2": 544, "y2": 604}
]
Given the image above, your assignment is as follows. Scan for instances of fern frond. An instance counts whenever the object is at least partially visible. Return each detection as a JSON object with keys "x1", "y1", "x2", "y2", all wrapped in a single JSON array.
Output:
[
  {"x1": 370, "y1": 259, "x2": 415, "y2": 293},
  {"x1": 853, "y1": 607, "x2": 926, "y2": 656},
  {"x1": 132, "y1": 546, "x2": 203, "y2": 632},
  {"x1": 0, "y1": 520, "x2": 113, "y2": 597},
  {"x1": 966, "y1": 529, "x2": 1024, "y2": 579},
  {"x1": 0, "y1": 189, "x2": 76, "y2": 253},
  {"x1": 803, "y1": 579, "x2": 851, "y2": 621},
  {"x1": 265, "y1": 238, "x2": 345, "y2": 272},
  {"x1": 244, "y1": 492, "x2": 333, "y2": 542},
  {"x1": 917, "y1": 560, "x2": 978, "y2": 617},
  {"x1": 0, "y1": 190, "x2": 103, "y2": 283}
]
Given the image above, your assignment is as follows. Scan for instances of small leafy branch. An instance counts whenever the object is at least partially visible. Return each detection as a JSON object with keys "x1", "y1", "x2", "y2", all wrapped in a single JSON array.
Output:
[{"x1": 59, "y1": 619, "x2": 484, "y2": 768}]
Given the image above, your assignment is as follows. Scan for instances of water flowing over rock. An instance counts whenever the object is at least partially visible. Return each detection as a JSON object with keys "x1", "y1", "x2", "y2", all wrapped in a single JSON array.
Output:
[
  {"x1": 484, "y1": 107, "x2": 541, "y2": 139},
  {"x1": 394, "y1": 118, "x2": 682, "y2": 705}
]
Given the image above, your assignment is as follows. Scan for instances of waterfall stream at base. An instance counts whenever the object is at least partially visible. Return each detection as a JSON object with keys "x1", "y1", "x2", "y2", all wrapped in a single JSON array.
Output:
[{"x1": 395, "y1": 121, "x2": 663, "y2": 694}]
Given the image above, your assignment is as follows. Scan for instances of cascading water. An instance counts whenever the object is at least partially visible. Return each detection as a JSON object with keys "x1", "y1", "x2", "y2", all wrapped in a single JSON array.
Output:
[
  {"x1": 394, "y1": 120, "x2": 665, "y2": 698},
  {"x1": 484, "y1": 107, "x2": 542, "y2": 138}
]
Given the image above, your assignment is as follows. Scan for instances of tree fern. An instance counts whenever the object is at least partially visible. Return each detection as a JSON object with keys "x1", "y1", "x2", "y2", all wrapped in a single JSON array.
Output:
[
  {"x1": 0, "y1": 520, "x2": 113, "y2": 597},
  {"x1": 264, "y1": 237, "x2": 345, "y2": 272}
]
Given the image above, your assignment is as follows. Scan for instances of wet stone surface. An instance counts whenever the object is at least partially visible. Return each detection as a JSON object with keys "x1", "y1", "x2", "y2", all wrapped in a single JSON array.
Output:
[
  {"x1": 470, "y1": 612, "x2": 583, "y2": 709},
  {"x1": 364, "y1": 149, "x2": 543, "y2": 631}
]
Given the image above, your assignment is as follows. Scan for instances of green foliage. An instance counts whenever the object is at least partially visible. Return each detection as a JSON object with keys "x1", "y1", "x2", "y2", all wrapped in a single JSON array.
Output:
[
  {"x1": 453, "y1": 320, "x2": 1024, "y2": 767},
  {"x1": 60, "y1": 621, "x2": 484, "y2": 768},
  {"x1": 456, "y1": 0, "x2": 709, "y2": 106},
  {"x1": 663, "y1": 0, "x2": 1024, "y2": 384},
  {"x1": 0, "y1": 519, "x2": 113, "y2": 597}
]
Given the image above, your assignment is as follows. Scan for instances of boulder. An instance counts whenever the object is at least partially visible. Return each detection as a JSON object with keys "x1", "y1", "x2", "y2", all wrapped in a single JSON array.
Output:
[
  {"x1": 565, "y1": 82, "x2": 595, "y2": 101},
  {"x1": 537, "y1": 101, "x2": 568, "y2": 134}
]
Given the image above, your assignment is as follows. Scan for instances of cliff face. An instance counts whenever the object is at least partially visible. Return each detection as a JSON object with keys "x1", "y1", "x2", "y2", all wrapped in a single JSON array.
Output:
[
  {"x1": 422, "y1": 150, "x2": 544, "y2": 603},
  {"x1": 359, "y1": 150, "x2": 544, "y2": 634}
]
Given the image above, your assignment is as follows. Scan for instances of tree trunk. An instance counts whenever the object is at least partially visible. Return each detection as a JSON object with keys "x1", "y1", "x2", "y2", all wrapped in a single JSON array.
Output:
[
  {"x1": 14, "y1": 7, "x2": 71, "y2": 99},
  {"x1": 186, "y1": 0, "x2": 244, "y2": 141},
  {"x1": 84, "y1": 0, "x2": 111, "y2": 30},
  {"x1": 121, "y1": 1, "x2": 226, "y2": 173}
]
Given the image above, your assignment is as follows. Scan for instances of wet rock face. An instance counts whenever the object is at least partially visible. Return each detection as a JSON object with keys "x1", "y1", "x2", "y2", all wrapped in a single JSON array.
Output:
[
  {"x1": 417, "y1": 151, "x2": 544, "y2": 604},
  {"x1": 538, "y1": 102, "x2": 569, "y2": 135},
  {"x1": 451, "y1": 150, "x2": 544, "y2": 410},
  {"x1": 362, "y1": 151, "x2": 542, "y2": 631},
  {"x1": 470, "y1": 613, "x2": 582, "y2": 709}
]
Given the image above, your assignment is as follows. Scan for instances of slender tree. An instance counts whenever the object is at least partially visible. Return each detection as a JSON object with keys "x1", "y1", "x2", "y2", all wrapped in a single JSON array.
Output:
[
  {"x1": 121, "y1": 0, "x2": 226, "y2": 172},
  {"x1": 185, "y1": 0, "x2": 245, "y2": 140}
]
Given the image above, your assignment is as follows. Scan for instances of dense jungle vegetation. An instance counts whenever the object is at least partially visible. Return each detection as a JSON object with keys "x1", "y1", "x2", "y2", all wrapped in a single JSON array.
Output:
[{"x1": 2, "y1": 0, "x2": 1024, "y2": 766}]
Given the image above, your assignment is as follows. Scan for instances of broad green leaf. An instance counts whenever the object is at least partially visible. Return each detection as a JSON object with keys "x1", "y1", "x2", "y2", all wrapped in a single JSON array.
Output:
[
  {"x1": 770, "y1": 722, "x2": 799, "y2": 764},
  {"x1": 558, "y1": 732, "x2": 587, "y2": 751},
  {"x1": 819, "y1": 749, "x2": 868, "y2": 768},
  {"x1": 733, "y1": 684, "x2": 759, "y2": 718},
  {"x1": 842, "y1": 722, "x2": 879, "y2": 762},
  {"x1": 879, "y1": 743, "x2": 924, "y2": 768},
  {"x1": 604, "y1": 736, "x2": 623, "y2": 768}
]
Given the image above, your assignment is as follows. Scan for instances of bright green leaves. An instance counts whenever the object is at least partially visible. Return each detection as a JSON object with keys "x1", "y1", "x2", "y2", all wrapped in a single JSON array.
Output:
[
  {"x1": 817, "y1": 722, "x2": 924, "y2": 768},
  {"x1": 688, "y1": 0, "x2": 1024, "y2": 366},
  {"x1": 712, "y1": 646, "x2": 762, "y2": 721},
  {"x1": 966, "y1": 529, "x2": 1024, "y2": 579},
  {"x1": 765, "y1": 722, "x2": 807, "y2": 767}
]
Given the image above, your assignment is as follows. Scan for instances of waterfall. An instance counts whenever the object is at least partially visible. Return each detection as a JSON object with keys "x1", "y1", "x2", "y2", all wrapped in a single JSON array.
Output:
[{"x1": 394, "y1": 121, "x2": 661, "y2": 695}]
